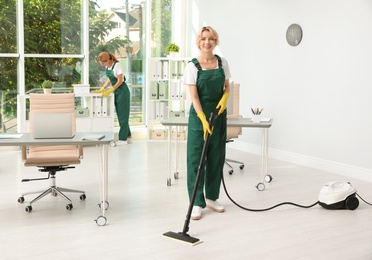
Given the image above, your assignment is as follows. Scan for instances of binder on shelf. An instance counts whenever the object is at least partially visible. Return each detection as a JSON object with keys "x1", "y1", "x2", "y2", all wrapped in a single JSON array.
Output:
[
  {"x1": 102, "y1": 97, "x2": 108, "y2": 116},
  {"x1": 94, "y1": 96, "x2": 102, "y2": 117},
  {"x1": 151, "y1": 61, "x2": 157, "y2": 80},
  {"x1": 149, "y1": 102, "x2": 157, "y2": 120},
  {"x1": 178, "y1": 61, "x2": 186, "y2": 78},
  {"x1": 179, "y1": 82, "x2": 185, "y2": 99},
  {"x1": 150, "y1": 81, "x2": 159, "y2": 100},
  {"x1": 156, "y1": 61, "x2": 163, "y2": 79},
  {"x1": 159, "y1": 102, "x2": 168, "y2": 120},
  {"x1": 170, "y1": 81, "x2": 176, "y2": 100},
  {"x1": 170, "y1": 60, "x2": 178, "y2": 79},
  {"x1": 158, "y1": 81, "x2": 168, "y2": 100},
  {"x1": 171, "y1": 81, "x2": 182, "y2": 100},
  {"x1": 163, "y1": 61, "x2": 169, "y2": 79},
  {"x1": 92, "y1": 96, "x2": 97, "y2": 117}
]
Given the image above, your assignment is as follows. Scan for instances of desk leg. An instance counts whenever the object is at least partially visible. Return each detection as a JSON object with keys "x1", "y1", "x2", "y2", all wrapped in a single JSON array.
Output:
[
  {"x1": 174, "y1": 126, "x2": 179, "y2": 180},
  {"x1": 262, "y1": 129, "x2": 272, "y2": 181},
  {"x1": 257, "y1": 128, "x2": 271, "y2": 191},
  {"x1": 167, "y1": 125, "x2": 172, "y2": 186},
  {"x1": 95, "y1": 143, "x2": 108, "y2": 226}
]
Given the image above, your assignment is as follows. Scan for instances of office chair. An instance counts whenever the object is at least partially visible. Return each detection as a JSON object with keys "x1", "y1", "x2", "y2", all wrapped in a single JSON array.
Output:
[
  {"x1": 17, "y1": 93, "x2": 86, "y2": 212},
  {"x1": 225, "y1": 83, "x2": 244, "y2": 175}
]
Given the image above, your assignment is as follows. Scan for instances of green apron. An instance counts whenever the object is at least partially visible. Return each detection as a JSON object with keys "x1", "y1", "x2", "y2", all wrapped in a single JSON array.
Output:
[
  {"x1": 106, "y1": 62, "x2": 131, "y2": 141},
  {"x1": 187, "y1": 55, "x2": 227, "y2": 208}
]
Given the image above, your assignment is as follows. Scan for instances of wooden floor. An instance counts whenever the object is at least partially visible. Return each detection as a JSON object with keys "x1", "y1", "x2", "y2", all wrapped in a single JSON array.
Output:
[{"x1": 1, "y1": 137, "x2": 372, "y2": 259}]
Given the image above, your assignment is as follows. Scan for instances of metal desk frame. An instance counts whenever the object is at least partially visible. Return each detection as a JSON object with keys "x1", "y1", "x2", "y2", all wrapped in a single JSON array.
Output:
[
  {"x1": 161, "y1": 117, "x2": 273, "y2": 190},
  {"x1": 0, "y1": 132, "x2": 113, "y2": 226}
]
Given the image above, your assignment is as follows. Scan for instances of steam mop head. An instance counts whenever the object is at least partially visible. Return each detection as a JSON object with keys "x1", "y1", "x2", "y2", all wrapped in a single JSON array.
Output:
[
  {"x1": 163, "y1": 231, "x2": 202, "y2": 246},
  {"x1": 318, "y1": 181, "x2": 359, "y2": 210}
]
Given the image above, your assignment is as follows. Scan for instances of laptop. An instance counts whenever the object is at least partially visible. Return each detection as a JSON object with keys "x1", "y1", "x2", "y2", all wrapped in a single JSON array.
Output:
[{"x1": 32, "y1": 113, "x2": 75, "y2": 139}]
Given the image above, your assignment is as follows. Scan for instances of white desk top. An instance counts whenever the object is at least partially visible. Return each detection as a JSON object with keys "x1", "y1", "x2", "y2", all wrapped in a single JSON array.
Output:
[
  {"x1": 161, "y1": 117, "x2": 273, "y2": 128},
  {"x1": 0, "y1": 132, "x2": 113, "y2": 146}
]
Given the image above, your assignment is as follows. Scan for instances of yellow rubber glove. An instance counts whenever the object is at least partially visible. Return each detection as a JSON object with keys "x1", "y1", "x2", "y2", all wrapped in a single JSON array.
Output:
[
  {"x1": 197, "y1": 112, "x2": 212, "y2": 140},
  {"x1": 216, "y1": 92, "x2": 230, "y2": 115},
  {"x1": 92, "y1": 87, "x2": 105, "y2": 93},
  {"x1": 101, "y1": 87, "x2": 115, "y2": 98}
]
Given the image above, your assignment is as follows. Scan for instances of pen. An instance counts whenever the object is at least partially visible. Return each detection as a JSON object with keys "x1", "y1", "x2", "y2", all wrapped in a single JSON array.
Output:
[{"x1": 251, "y1": 108, "x2": 255, "y2": 115}]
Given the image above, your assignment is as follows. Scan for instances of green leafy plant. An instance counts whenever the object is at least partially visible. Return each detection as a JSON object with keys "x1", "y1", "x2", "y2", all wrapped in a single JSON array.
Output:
[
  {"x1": 41, "y1": 80, "x2": 53, "y2": 89},
  {"x1": 166, "y1": 43, "x2": 179, "y2": 53}
]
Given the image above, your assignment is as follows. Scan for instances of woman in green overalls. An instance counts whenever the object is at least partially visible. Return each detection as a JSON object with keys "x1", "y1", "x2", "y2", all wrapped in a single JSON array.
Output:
[
  {"x1": 96, "y1": 52, "x2": 132, "y2": 145},
  {"x1": 183, "y1": 26, "x2": 231, "y2": 220}
]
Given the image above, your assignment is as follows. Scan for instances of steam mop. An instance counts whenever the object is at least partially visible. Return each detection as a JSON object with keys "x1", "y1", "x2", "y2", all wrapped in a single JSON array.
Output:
[
  {"x1": 163, "y1": 109, "x2": 219, "y2": 245},
  {"x1": 318, "y1": 181, "x2": 359, "y2": 210}
]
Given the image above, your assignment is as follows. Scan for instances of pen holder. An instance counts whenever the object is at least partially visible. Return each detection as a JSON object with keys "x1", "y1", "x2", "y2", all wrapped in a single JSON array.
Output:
[{"x1": 252, "y1": 114, "x2": 261, "y2": 123}]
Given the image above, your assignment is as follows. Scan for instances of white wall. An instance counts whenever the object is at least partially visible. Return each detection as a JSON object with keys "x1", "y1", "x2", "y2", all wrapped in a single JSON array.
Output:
[{"x1": 186, "y1": 0, "x2": 372, "y2": 180}]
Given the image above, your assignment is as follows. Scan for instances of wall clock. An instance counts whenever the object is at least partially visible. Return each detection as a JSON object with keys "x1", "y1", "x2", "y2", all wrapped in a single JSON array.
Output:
[{"x1": 286, "y1": 24, "x2": 303, "y2": 46}]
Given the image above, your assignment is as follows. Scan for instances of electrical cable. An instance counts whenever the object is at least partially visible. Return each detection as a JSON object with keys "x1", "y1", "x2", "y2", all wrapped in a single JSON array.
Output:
[
  {"x1": 219, "y1": 105, "x2": 321, "y2": 211},
  {"x1": 356, "y1": 193, "x2": 372, "y2": 206},
  {"x1": 221, "y1": 173, "x2": 319, "y2": 211}
]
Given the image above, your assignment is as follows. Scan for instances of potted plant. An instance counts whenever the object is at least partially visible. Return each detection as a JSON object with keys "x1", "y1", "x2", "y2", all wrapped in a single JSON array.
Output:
[
  {"x1": 41, "y1": 80, "x2": 54, "y2": 94},
  {"x1": 166, "y1": 43, "x2": 180, "y2": 57}
]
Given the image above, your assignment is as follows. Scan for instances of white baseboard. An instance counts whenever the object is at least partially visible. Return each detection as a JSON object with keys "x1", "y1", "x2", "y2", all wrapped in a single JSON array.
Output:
[{"x1": 232, "y1": 140, "x2": 372, "y2": 183}]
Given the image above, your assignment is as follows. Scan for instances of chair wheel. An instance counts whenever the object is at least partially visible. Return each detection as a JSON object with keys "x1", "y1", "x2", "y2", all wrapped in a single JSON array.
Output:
[
  {"x1": 95, "y1": 215, "x2": 107, "y2": 226},
  {"x1": 239, "y1": 165, "x2": 244, "y2": 170},
  {"x1": 66, "y1": 204, "x2": 73, "y2": 210},
  {"x1": 18, "y1": 197, "x2": 25, "y2": 204},
  {"x1": 229, "y1": 170, "x2": 234, "y2": 175},
  {"x1": 25, "y1": 206, "x2": 32, "y2": 213},
  {"x1": 264, "y1": 175, "x2": 273, "y2": 183},
  {"x1": 80, "y1": 194, "x2": 86, "y2": 201},
  {"x1": 98, "y1": 201, "x2": 109, "y2": 210},
  {"x1": 256, "y1": 182, "x2": 265, "y2": 191}
]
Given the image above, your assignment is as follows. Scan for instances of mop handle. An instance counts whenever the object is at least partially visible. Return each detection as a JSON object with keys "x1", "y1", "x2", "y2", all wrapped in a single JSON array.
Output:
[
  {"x1": 208, "y1": 109, "x2": 219, "y2": 129},
  {"x1": 182, "y1": 109, "x2": 220, "y2": 234}
]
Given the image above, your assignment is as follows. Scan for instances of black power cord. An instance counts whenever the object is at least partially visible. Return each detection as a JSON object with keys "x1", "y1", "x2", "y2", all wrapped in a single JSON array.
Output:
[
  {"x1": 356, "y1": 193, "x2": 372, "y2": 206},
  {"x1": 220, "y1": 111, "x2": 318, "y2": 211},
  {"x1": 221, "y1": 173, "x2": 319, "y2": 212}
]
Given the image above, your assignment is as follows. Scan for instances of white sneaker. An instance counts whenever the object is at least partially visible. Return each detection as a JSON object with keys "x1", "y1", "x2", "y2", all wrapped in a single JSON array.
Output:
[
  {"x1": 206, "y1": 199, "x2": 225, "y2": 213},
  {"x1": 127, "y1": 137, "x2": 133, "y2": 144},
  {"x1": 115, "y1": 140, "x2": 127, "y2": 146},
  {"x1": 191, "y1": 206, "x2": 202, "y2": 220}
]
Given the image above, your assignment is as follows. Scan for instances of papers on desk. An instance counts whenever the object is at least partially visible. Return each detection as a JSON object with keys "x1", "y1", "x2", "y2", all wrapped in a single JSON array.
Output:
[
  {"x1": 0, "y1": 133, "x2": 23, "y2": 139},
  {"x1": 250, "y1": 117, "x2": 271, "y2": 122},
  {"x1": 82, "y1": 134, "x2": 105, "y2": 140}
]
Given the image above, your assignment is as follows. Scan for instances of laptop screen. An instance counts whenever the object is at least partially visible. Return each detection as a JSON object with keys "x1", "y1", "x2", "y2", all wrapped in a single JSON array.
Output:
[{"x1": 31, "y1": 113, "x2": 74, "y2": 139}]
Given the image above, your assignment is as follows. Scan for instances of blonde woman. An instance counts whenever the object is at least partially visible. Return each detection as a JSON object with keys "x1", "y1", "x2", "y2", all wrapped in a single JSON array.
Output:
[{"x1": 183, "y1": 26, "x2": 231, "y2": 220}]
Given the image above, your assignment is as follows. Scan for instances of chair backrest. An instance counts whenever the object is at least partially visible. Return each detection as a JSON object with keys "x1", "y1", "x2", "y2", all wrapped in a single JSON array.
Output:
[
  {"x1": 23, "y1": 93, "x2": 81, "y2": 166},
  {"x1": 29, "y1": 93, "x2": 76, "y2": 132},
  {"x1": 227, "y1": 83, "x2": 241, "y2": 139}
]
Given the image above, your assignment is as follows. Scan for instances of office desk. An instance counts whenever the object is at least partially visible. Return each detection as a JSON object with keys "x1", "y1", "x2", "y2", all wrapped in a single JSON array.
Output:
[
  {"x1": 161, "y1": 117, "x2": 273, "y2": 191},
  {"x1": 0, "y1": 132, "x2": 113, "y2": 226}
]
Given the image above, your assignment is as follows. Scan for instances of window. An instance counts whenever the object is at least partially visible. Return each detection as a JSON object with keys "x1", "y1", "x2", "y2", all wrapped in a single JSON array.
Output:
[
  {"x1": 92, "y1": 1, "x2": 146, "y2": 126},
  {"x1": 0, "y1": 0, "x2": 176, "y2": 133},
  {"x1": 0, "y1": 0, "x2": 17, "y2": 133}
]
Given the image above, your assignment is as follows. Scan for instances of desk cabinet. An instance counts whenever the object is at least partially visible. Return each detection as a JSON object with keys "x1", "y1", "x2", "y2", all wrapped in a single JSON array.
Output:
[{"x1": 17, "y1": 93, "x2": 115, "y2": 133}]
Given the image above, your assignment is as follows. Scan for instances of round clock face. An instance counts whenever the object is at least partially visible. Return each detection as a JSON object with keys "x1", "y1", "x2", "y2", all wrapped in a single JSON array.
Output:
[{"x1": 286, "y1": 24, "x2": 303, "y2": 46}]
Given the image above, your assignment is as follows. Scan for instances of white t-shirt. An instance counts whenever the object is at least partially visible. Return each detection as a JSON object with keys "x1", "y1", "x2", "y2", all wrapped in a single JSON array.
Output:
[
  {"x1": 183, "y1": 56, "x2": 231, "y2": 85},
  {"x1": 106, "y1": 62, "x2": 123, "y2": 78}
]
